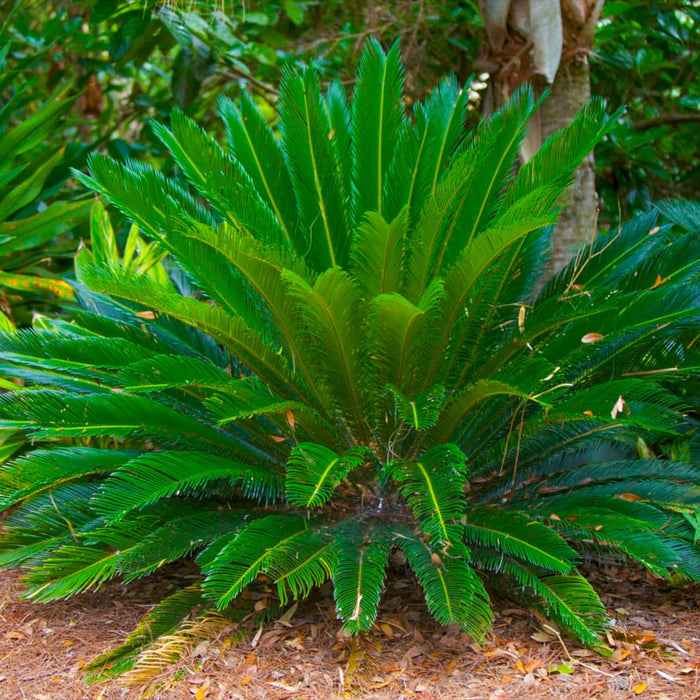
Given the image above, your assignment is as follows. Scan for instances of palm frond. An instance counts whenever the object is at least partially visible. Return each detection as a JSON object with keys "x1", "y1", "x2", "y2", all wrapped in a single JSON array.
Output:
[
  {"x1": 350, "y1": 38, "x2": 405, "y2": 223},
  {"x1": 285, "y1": 442, "x2": 368, "y2": 509},
  {"x1": 389, "y1": 444, "x2": 467, "y2": 549},
  {"x1": 201, "y1": 514, "x2": 308, "y2": 609},
  {"x1": 331, "y1": 521, "x2": 391, "y2": 633},
  {"x1": 279, "y1": 67, "x2": 349, "y2": 269},
  {"x1": 92, "y1": 451, "x2": 283, "y2": 519},
  {"x1": 395, "y1": 526, "x2": 492, "y2": 640}
]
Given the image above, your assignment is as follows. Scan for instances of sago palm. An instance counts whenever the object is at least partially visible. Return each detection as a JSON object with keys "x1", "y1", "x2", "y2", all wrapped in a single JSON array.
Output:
[{"x1": 0, "y1": 39, "x2": 698, "y2": 678}]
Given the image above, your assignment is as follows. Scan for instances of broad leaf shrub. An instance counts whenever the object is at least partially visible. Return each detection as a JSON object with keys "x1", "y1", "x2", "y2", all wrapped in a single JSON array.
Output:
[{"x1": 0, "y1": 40, "x2": 699, "y2": 676}]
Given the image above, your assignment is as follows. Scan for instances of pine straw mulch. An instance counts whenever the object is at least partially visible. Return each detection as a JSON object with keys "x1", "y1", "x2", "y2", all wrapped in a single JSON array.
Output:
[{"x1": 1, "y1": 563, "x2": 699, "y2": 700}]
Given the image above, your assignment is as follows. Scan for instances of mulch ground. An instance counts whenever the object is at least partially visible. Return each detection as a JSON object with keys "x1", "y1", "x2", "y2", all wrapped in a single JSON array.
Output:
[{"x1": 1, "y1": 563, "x2": 699, "y2": 700}]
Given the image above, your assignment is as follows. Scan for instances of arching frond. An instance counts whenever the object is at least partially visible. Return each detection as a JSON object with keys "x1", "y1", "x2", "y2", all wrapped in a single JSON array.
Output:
[
  {"x1": 92, "y1": 451, "x2": 283, "y2": 519},
  {"x1": 464, "y1": 507, "x2": 579, "y2": 573},
  {"x1": 201, "y1": 515, "x2": 308, "y2": 609}
]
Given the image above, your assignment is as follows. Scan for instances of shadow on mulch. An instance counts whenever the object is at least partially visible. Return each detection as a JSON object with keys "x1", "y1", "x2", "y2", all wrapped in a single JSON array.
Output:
[{"x1": 1, "y1": 563, "x2": 699, "y2": 700}]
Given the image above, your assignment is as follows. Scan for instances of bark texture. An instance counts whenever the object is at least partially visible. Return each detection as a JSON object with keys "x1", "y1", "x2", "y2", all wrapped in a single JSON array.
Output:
[
  {"x1": 540, "y1": 56, "x2": 597, "y2": 274},
  {"x1": 478, "y1": 0, "x2": 604, "y2": 276}
]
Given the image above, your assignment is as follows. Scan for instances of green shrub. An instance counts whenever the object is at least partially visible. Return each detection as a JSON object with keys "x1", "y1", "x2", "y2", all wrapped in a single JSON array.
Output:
[{"x1": 0, "y1": 40, "x2": 698, "y2": 676}]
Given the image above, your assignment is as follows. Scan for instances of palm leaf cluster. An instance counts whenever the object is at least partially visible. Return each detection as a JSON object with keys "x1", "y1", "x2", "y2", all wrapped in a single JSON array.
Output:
[{"x1": 0, "y1": 40, "x2": 698, "y2": 674}]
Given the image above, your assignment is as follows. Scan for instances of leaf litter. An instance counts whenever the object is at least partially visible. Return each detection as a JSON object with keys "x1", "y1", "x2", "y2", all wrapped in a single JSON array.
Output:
[{"x1": 0, "y1": 562, "x2": 699, "y2": 699}]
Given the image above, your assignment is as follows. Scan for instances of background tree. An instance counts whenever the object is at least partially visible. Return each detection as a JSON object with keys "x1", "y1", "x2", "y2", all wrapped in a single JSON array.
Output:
[{"x1": 478, "y1": 0, "x2": 605, "y2": 274}]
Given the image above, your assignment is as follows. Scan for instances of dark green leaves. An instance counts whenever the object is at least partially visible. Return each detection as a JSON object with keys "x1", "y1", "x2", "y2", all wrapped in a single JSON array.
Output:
[{"x1": 286, "y1": 443, "x2": 368, "y2": 508}]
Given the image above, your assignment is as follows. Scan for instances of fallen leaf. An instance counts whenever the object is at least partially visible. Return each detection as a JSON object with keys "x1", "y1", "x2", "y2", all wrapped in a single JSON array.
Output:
[
  {"x1": 616, "y1": 493, "x2": 642, "y2": 502},
  {"x1": 531, "y1": 632, "x2": 557, "y2": 643},
  {"x1": 581, "y1": 332, "x2": 604, "y2": 344},
  {"x1": 518, "y1": 306, "x2": 526, "y2": 333},
  {"x1": 633, "y1": 681, "x2": 647, "y2": 694},
  {"x1": 5, "y1": 631, "x2": 26, "y2": 639},
  {"x1": 548, "y1": 662, "x2": 575, "y2": 675},
  {"x1": 135, "y1": 310, "x2": 156, "y2": 320}
]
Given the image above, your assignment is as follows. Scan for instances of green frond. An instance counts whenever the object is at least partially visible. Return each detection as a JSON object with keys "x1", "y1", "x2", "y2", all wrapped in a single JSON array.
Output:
[
  {"x1": 431, "y1": 376, "x2": 553, "y2": 446},
  {"x1": 22, "y1": 544, "x2": 125, "y2": 602},
  {"x1": 655, "y1": 199, "x2": 700, "y2": 232},
  {"x1": 547, "y1": 510, "x2": 682, "y2": 577},
  {"x1": 0, "y1": 390, "x2": 235, "y2": 451},
  {"x1": 386, "y1": 384, "x2": 446, "y2": 432},
  {"x1": 323, "y1": 79, "x2": 352, "y2": 203},
  {"x1": 395, "y1": 527, "x2": 492, "y2": 640},
  {"x1": 92, "y1": 451, "x2": 283, "y2": 519},
  {"x1": 0, "y1": 483, "x2": 103, "y2": 567},
  {"x1": 475, "y1": 552, "x2": 609, "y2": 647},
  {"x1": 117, "y1": 353, "x2": 233, "y2": 392},
  {"x1": 368, "y1": 279, "x2": 445, "y2": 397},
  {"x1": 285, "y1": 442, "x2": 368, "y2": 509},
  {"x1": 265, "y1": 526, "x2": 337, "y2": 605},
  {"x1": 201, "y1": 514, "x2": 308, "y2": 609},
  {"x1": 331, "y1": 521, "x2": 391, "y2": 633},
  {"x1": 219, "y1": 93, "x2": 298, "y2": 245},
  {"x1": 389, "y1": 443, "x2": 467, "y2": 549},
  {"x1": 78, "y1": 262, "x2": 297, "y2": 398},
  {"x1": 282, "y1": 268, "x2": 366, "y2": 441},
  {"x1": 506, "y1": 97, "x2": 618, "y2": 208},
  {"x1": 406, "y1": 84, "x2": 537, "y2": 299},
  {"x1": 0, "y1": 447, "x2": 134, "y2": 508},
  {"x1": 116, "y1": 509, "x2": 248, "y2": 582},
  {"x1": 73, "y1": 153, "x2": 213, "y2": 243},
  {"x1": 351, "y1": 38, "x2": 405, "y2": 222},
  {"x1": 464, "y1": 507, "x2": 579, "y2": 573},
  {"x1": 349, "y1": 209, "x2": 407, "y2": 297},
  {"x1": 118, "y1": 610, "x2": 231, "y2": 686},
  {"x1": 279, "y1": 66, "x2": 349, "y2": 269}
]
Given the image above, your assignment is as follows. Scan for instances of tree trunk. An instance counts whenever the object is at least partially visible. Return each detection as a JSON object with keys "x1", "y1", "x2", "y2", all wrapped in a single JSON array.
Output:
[
  {"x1": 478, "y1": 0, "x2": 604, "y2": 276},
  {"x1": 540, "y1": 57, "x2": 597, "y2": 275}
]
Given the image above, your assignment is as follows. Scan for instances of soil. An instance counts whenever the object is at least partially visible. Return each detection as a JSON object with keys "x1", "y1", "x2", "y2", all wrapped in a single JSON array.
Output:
[{"x1": 1, "y1": 564, "x2": 699, "y2": 700}]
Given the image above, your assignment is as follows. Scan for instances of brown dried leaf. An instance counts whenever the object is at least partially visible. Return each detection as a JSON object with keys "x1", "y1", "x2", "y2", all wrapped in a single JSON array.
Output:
[{"x1": 581, "y1": 332, "x2": 604, "y2": 344}]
